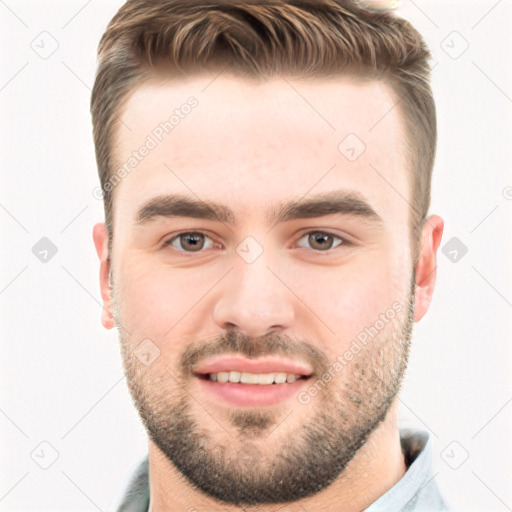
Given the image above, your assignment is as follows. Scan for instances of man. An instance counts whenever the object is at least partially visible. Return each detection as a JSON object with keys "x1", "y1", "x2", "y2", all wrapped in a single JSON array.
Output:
[{"x1": 91, "y1": 0, "x2": 450, "y2": 510}]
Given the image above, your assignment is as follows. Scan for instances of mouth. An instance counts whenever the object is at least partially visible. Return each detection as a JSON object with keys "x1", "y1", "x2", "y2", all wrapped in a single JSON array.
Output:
[
  {"x1": 196, "y1": 371, "x2": 311, "y2": 385},
  {"x1": 192, "y1": 356, "x2": 313, "y2": 407}
]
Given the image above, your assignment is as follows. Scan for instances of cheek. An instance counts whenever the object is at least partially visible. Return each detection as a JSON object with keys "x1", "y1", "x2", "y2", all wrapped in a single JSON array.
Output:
[
  {"x1": 297, "y1": 251, "x2": 404, "y2": 343},
  {"x1": 115, "y1": 261, "x2": 179, "y2": 335},
  {"x1": 116, "y1": 257, "x2": 218, "y2": 343}
]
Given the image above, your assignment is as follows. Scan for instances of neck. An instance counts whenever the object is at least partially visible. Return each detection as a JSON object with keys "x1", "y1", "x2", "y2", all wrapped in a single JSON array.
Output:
[{"x1": 147, "y1": 400, "x2": 406, "y2": 512}]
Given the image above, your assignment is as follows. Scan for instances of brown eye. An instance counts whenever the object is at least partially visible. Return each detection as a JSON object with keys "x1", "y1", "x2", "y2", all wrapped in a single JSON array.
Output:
[
  {"x1": 297, "y1": 231, "x2": 345, "y2": 251},
  {"x1": 165, "y1": 232, "x2": 214, "y2": 252}
]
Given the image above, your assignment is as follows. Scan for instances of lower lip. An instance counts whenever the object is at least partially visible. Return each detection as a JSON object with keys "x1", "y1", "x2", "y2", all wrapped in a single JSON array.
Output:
[{"x1": 196, "y1": 376, "x2": 309, "y2": 407}]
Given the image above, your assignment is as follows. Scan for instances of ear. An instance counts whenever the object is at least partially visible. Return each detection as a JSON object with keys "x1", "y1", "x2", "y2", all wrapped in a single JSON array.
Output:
[
  {"x1": 92, "y1": 222, "x2": 116, "y2": 329},
  {"x1": 413, "y1": 214, "x2": 444, "y2": 322}
]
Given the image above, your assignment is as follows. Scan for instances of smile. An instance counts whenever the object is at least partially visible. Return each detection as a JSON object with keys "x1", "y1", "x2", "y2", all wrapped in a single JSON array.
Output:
[{"x1": 201, "y1": 371, "x2": 308, "y2": 385}]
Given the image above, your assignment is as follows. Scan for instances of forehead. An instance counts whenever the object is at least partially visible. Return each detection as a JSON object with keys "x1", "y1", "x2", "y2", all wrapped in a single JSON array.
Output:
[{"x1": 111, "y1": 73, "x2": 409, "y2": 228}]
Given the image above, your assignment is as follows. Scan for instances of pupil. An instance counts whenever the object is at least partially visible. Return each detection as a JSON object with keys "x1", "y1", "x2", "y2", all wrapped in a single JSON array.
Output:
[
  {"x1": 310, "y1": 232, "x2": 332, "y2": 250},
  {"x1": 183, "y1": 233, "x2": 203, "y2": 251}
]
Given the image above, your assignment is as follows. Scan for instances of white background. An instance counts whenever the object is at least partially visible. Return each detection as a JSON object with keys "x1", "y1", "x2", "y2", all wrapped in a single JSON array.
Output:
[{"x1": 1, "y1": 1, "x2": 511, "y2": 510}]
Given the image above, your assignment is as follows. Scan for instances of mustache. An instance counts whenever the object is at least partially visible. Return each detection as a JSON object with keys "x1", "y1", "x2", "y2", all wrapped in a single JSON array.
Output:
[{"x1": 180, "y1": 330, "x2": 330, "y2": 376}]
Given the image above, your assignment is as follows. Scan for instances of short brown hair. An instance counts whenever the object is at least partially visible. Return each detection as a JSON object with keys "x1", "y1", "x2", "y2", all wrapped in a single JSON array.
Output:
[{"x1": 91, "y1": 0, "x2": 436, "y2": 263}]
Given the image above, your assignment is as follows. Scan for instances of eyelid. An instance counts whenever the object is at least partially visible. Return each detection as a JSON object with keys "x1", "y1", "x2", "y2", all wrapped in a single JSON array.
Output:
[
  {"x1": 292, "y1": 228, "x2": 354, "y2": 246},
  {"x1": 163, "y1": 230, "x2": 217, "y2": 252}
]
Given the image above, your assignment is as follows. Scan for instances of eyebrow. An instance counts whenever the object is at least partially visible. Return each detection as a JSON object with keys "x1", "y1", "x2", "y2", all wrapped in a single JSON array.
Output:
[{"x1": 135, "y1": 190, "x2": 384, "y2": 228}]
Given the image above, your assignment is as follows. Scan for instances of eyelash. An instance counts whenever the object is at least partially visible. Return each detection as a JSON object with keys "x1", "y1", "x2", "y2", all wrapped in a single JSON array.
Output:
[{"x1": 162, "y1": 230, "x2": 353, "y2": 256}]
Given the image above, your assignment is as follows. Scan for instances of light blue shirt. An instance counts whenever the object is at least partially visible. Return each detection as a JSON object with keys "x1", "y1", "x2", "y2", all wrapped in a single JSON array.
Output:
[{"x1": 108, "y1": 424, "x2": 453, "y2": 511}]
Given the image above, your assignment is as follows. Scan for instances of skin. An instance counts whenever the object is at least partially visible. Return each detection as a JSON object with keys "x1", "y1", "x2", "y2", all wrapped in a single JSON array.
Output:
[{"x1": 93, "y1": 73, "x2": 443, "y2": 511}]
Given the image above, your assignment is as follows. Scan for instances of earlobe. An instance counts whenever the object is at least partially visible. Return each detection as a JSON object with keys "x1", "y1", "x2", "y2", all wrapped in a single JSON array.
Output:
[
  {"x1": 413, "y1": 214, "x2": 444, "y2": 323},
  {"x1": 92, "y1": 222, "x2": 116, "y2": 330}
]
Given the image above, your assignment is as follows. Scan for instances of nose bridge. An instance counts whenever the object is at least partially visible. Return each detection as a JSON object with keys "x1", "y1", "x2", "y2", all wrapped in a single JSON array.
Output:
[{"x1": 212, "y1": 240, "x2": 295, "y2": 336}]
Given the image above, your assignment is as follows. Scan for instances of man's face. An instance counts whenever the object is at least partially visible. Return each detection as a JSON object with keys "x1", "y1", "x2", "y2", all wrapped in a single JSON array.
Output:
[{"x1": 105, "y1": 74, "x2": 417, "y2": 505}]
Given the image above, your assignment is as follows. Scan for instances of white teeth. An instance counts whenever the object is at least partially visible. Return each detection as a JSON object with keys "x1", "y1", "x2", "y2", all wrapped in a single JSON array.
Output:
[
  {"x1": 240, "y1": 372, "x2": 259, "y2": 384},
  {"x1": 228, "y1": 371, "x2": 241, "y2": 383},
  {"x1": 274, "y1": 372, "x2": 287, "y2": 384},
  {"x1": 207, "y1": 371, "x2": 303, "y2": 384},
  {"x1": 217, "y1": 372, "x2": 229, "y2": 383},
  {"x1": 245, "y1": 372, "x2": 274, "y2": 385}
]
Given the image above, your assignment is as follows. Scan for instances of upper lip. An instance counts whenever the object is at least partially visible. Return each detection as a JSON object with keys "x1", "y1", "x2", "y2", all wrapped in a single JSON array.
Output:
[{"x1": 193, "y1": 355, "x2": 313, "y2": 377}]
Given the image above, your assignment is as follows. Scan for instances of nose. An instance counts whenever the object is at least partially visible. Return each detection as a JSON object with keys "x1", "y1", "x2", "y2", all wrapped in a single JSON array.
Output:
[{"x1": 212, "y1": 252, "x2": 295, "y2": 338}]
